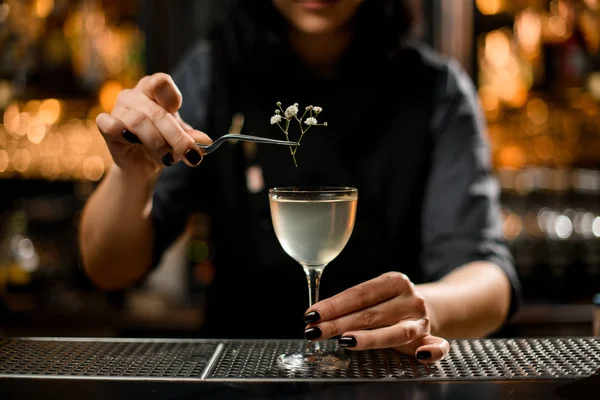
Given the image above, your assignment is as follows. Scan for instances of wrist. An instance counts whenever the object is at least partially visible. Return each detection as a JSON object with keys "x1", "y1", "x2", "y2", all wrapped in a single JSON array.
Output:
[
  {"x1": 415, "y1": 282, "x2": 448, "y2": 336},
  {"x1": 110, "y1": 163, "x2": 158, "y2": 193}
]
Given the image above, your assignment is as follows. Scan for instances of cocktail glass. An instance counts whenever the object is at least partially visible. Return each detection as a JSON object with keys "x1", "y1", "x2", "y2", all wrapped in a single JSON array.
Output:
[{"x1": 268, "y1": 186, "x2": 358, "y2": 370}]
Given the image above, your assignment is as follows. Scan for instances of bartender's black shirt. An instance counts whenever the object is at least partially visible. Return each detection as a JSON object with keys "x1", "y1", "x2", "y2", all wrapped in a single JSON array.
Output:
[{"x1": 150, "y1": 39, "x2": 522, "y2": 339}]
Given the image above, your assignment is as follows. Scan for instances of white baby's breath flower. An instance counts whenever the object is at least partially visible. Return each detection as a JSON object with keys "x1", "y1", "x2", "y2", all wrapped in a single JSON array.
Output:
[
  {"x1": 284, "y1": 104, "x2": 299, "y2": 118},
  {"x1": 275, "y1": 109, "x2": 280, "y2": 114},
  {"x1": 270, "y1": 114, "x2": 282, "y2": 125},
  {"x1": 313, "y1": 106, "x2": 323, "y2": 114},
  {"x1": 304, "y1": 117, "x2": 318, "y2": 126}
]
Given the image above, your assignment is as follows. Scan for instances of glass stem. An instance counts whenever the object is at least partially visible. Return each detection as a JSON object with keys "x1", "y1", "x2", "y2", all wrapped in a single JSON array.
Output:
[{"x1": 303, "y1": 265, "x2": 325, "y2": 354}]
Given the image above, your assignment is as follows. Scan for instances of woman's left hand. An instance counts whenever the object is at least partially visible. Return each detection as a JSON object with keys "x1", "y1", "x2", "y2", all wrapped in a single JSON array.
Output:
[{"x1": 303, "y1": 272, "x2": 450, "y2": 363}]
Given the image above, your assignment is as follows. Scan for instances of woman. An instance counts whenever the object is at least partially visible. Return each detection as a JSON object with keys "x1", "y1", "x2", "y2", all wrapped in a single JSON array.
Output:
[{"x1": 80, "y1": 0, "x2": 521, "y2": 363}]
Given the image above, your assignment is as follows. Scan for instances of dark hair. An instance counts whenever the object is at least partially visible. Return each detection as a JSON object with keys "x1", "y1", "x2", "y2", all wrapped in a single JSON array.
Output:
[{"x1": 208, "y1": 0, "x2": 422, "y2": 56}]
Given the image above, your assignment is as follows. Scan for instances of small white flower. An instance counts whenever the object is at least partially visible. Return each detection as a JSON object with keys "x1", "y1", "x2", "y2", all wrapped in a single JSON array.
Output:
[
  {"x1": 284, "y1": 104, "x2": 299, "y2": 119},
  {"x1": 275, "y1": 109, "x2": 280, "y2": 114},
  {"x1": 270, "y1": 114, "x2": 282, "y2": 125},
  {"x1": 313, "y1": 106, "x2": 323, "y2": 114},
  {"x1": 304, "y1": 117, "x2": 318, "y2": 126}
]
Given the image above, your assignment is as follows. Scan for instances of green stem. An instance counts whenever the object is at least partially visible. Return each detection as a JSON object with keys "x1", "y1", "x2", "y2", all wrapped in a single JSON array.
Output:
[
  {"x1": 293, "y1": 126, "x2": 311, "y2": 155},
  {"x1": 279, "y1": 120, "x2": 298, "y2": 167}
]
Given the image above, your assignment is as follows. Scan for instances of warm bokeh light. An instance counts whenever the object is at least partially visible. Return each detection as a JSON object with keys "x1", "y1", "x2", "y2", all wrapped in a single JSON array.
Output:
[
  {"x1": 99, "y1": 80, "x2": 123, "y2": 112},
  {"x1": 85, "y1": 11, "x2": 105, "y2": 35},
  {"x1": 584, "y1": 0, "x2": 599, "y2": 10},
  {"x1": 0, "y1": 2, "x2": 142, "y2": 182},
  {"x1": 0, "y1": 80, "x2": 12, "y2": 108},
  {"x1": 40, "y1": 157, "x2": 60, "y2": 180},
  {"x1": 35, "y1": 0, "x2": 54, "y2": 19},
  {"x1": 548, "y1": 16, "x2": 567, "y2": 37},
  {"x1": 3, "y1": 103, "x2": 19, "y2": 135},
  {"x1": 533, "y1": 135, "x2": 555, "y2": 160},
  {"x1": 485, "y1": 30, "x2": 511, "y2": 68},
  {"x1": 503, "y1": 212, "x2": 523, "y2": 241},
  {"x1": 515, "y1": 9, "x2": 542, "y2": 58},
  {"x1": 499, "y1": 80, "x2": 528, "y2": 108},
  {"x1": 479, "y1": 86, "x2": 499, "y2": 111},
  {"x1": 527, "y1": 98, "x2": 549, "y2": 125},
  {"x1": 498, "y1": 145, "x2": 526, "y2": 169},
  {"x1": 38, "y1": 98, "x2": 61, "y2": 125},
  {"x1": 24, "y1": 100, "x2": 41, "y2": 115},
  {"x1": 26, "y1": 118, "x2": 47, "y2": 144},
  {"x1": 11, "y1": 148, "x2": 31, "y2": 173},
  {"x1": 477, "y1": 0, "x2": 504, "y2": 15},
  {"x1": 82, "y1": 155, "x2": 105, "y2": 181},
  {"x1": 16, "y1": 112, "x2": 31, "y2": 137},
  {"x1": 0, "y1": 149, "x2": 9, "y2": 172}
]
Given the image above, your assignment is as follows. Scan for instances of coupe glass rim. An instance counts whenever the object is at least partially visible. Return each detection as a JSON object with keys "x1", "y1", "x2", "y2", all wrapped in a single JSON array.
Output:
[{"x1": 269, "y1": 186, "x2": 357, "y2": 194}]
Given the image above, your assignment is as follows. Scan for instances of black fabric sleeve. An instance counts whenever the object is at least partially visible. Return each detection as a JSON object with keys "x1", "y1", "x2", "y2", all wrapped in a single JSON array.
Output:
[
  {"x1": 421, "y1": 59, "x2": 523, "y2": 321},
  {"x1": 151, "y1": 41, "x2": 214, "y2": 266}
]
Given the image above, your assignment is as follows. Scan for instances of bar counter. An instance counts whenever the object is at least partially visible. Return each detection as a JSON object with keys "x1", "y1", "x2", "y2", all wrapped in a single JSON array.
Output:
[{"x1": 1, "y1": 337, "x2": 599, "y2": 399}]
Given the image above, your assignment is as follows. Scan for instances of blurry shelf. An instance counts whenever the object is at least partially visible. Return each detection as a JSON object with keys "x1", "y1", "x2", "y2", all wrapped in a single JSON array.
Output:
[{"x1": 0, "y1": 307, "x2": 203, "y2": 337}]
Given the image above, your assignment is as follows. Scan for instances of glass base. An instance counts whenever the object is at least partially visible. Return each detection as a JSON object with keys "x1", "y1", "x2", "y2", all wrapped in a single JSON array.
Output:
[{"x1": 277, "y1": 350, "x2": 350, "y2": 371}]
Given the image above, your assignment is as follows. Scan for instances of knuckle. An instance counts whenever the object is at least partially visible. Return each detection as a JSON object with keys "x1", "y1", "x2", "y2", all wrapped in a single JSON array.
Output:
[
  {"x1": 150, "y1": 136, "x2": 167, "y2": 151},
  {"x1": 170, "y1": 128, "x2": 192, "y2": 149},
  {"x1": 349, "y1": 287, "x2": 368, "y2": 306},
  {"x1": 151, "y1": 72, "x2": 173, "y2": 89},
  {"x1": 323, "y1": 301, "x2": 337, "y2": 319},
  {"x1": 148, "y1": 106, "x2": 168, "y2": 123},
  {"x1": 385, "y1": 271, "x2": 409, "y2": 293},
  {"x1": 413, "y1": 295, "x2": 427, "y2": 315},
  {"x1": 399, "y1": 324, "x2": 416, "y2": 344},
  {"x1": 360, "y1": 310, "x2": 377, "y2": 328},
  {"x1": 116, "y1": 89, "x2": 131, "y2": 105},
  {"x1": 405, "y1": 325, "x2": 418, "y2": 342},
  {"x1": 421, "y1": 317, "x2": 431, "y2": 331},
  {"x1": 137, "y1": 75, "x2": 151, "y2": 87},
  {"x1": 127, "y1": 109, "x2": 147, "y2": 129},
  {"x1": 326, "y1": 319, "x2": 340, "y2": 336}
]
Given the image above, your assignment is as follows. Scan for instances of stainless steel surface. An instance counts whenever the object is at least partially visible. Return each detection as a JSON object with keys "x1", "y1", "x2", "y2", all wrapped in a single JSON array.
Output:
[
  {"x1": 197, "y1": 134, "x2": 298, "y2": 154},
  {"x1": 0, "y1": 338, "x2": 218, "y2": 379},
  {"x1": 1, "y1": 337, "x2": 599, "y2": 382}
]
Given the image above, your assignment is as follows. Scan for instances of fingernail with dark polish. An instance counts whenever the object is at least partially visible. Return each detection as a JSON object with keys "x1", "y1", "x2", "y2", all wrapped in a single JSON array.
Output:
[
  {"x1": 162, "y1": 152, "x2": 174, "y2": 167},
  {"x1": 338, "y1": 336, "x2": 357, "y2": 348},
  {"x1": 122, "y1": 129, "x2": 142, "y2": 144},
  {"x1": 303, "y1": 311, "x2": 320, "y2": 324},
  {"x1": 304, "y1": 327, "x2": 322, "y2": 341},
  {"x1": 185, "y1": 149, "x2": 202, "y2": 165},
  {"x1": 416, "y1": 351, "x2": 431, "y2": 360}
]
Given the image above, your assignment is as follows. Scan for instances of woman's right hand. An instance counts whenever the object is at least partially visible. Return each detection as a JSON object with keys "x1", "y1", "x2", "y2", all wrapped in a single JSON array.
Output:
[{"x1": 96, "y1": 73, "x2": 212, "y2": 181}]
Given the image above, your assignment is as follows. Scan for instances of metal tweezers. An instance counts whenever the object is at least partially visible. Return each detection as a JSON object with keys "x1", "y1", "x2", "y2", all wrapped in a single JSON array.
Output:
[{"x1": 197, "y1": 134, "x2": 298, "y2": 154}]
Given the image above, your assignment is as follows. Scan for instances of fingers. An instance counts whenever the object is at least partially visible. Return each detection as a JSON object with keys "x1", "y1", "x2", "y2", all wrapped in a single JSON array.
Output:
[
  {"x1": 96, "y1": 112, "x2": 128, "y2": 142},
  {"x1": 390, "y1": 334, "x2": 450, "y2": 364},
  {"x1": 113, "y1": 90, "x2": 205, "y2": 166},
  {"x1": 135, "y1": 73, "x2": 183, "y2": 113},
  {"x1": 412, "y1": 335, "x2": 450, "y2": 364},
  {"x1": 110, "y1": 106, "x2": 178, "y2": 167},
  {"x1": 305, "y1": 272, "x2": 415, "y2": 323},
  {"x1": 337, "y1": 317, "x2": 431, "y2": 351},
  {"x1": 305, "y1": 294, "x2": 425, "y2": 340}
]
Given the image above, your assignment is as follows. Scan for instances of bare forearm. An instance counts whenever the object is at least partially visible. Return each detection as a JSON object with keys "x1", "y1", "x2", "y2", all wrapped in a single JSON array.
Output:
[
  {"x1": 79, "y1": 165, "x2": 155, "y2": 290},
  {"x1": 416, "y1": 261, "x2": 511, "y2": 339}
]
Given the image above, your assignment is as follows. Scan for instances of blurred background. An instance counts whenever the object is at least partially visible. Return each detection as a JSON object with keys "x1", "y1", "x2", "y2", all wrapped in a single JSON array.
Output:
[{"x1": 0, "y1": 0, "x2": 598, "y2": 338}]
